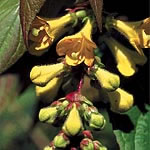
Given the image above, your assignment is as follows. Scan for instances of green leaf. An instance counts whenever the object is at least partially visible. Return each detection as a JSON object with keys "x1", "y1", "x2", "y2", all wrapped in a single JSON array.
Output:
[
  {"x1": 0, "y1": 0, "x2": 26, "y2": 73},
  {"x1": 113, "y1": 106, "x2": 141, "y2": 150},
  {"x1": 135, "y1": 107, "x2": 150, "y2": 150},
  {"x1": 20, "y1": 0, "x2": 46, "y2": 46},
  {"x1": 113, "y1": 106, "x2": 150, "y2": 150},
  {"x1": 0, "y1": 85, "x2": 38, "y2": 149}
]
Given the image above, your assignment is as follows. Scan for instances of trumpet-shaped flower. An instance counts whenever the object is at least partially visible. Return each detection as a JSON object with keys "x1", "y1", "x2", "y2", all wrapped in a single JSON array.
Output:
[
  {"x1": 35, "y1": 77, "x2": 63, "y2": 102},
  {"x1": 107, "y1": 88, "x2": 134, "y2": 113},
  {"x1": 29, "y1": 13, "x2": 77, "y2": 55},
  {"x1": 56, "y1": 18, "x2": 97, "y2": 66},
  {"x1": 30, "y1": 63, "x2": 67, "y2": 86},
  {"x1": 105, "y1": 17, "x2": 150, "y2": 55},
  {"x1": 94, "y1": 67, "x2": 120, "y2": 91},
  {"x1": 62, "y1": 104, "x2": 83, "y2": 136},
  {"x1": 103, "y1": 37, "x2": 147, "y2": 77}
]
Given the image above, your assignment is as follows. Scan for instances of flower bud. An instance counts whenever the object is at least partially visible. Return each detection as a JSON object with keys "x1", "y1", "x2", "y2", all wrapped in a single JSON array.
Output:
[
  {"x1": 30, "y1": 63, "x2": 66, "y2": 86},
  {"x1": 39, "y1": 106, "x2": 58, "y2": 124},
  {"x1": 94, "y1": 67, "x2": 120, "y2": 91},
  {"x1": 89, "y1": 113, "x2": 106, "y2": 130},
  {"x1": 82, "y1": 130, "x2": 93, "y2": 139},
  {"x1": 82, "y1": 104, "x2": 90, "y2": 121},
  {"x1": 43, "y1": 146, "x2": 55, "y2": 150},
  {"x1": 107, "y1": 88, "x2": 134, "y2": 113},
  {"x1": 53, "y1": 132, "x2": 70, "y2": 148},
  {"x1": 56, "y1": 100, "x2": 69, "y2": 117},
  {"x1": 80, "y1": 138, "x2": 94, "y2": 150},
  {"x1": 71, "y1": 147, "x2": 78, "y2": 150},
  {"x1": 83, "y1": 106, "x2": 98, "y2": 122},
  {"x1": 62, "y1": 104, "x2": 83, "y2": 136},
  {"x1": 50, "y1": 99, "x2": 69, "y2": 116},
  {"x1": 93, "y1": 141, "x2": 107, "y2": 150},
  {"x1": 75, "y1": 10, "x2": 87, "y2": 19},
  {"x1": 81, "y1": 103, "x2": 89, "y2": 111}
]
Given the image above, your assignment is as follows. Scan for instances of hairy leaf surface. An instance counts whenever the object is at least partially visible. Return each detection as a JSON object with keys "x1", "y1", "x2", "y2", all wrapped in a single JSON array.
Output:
[{"x1": 0, "y1": 0, "x2": 26, "y2": 73}]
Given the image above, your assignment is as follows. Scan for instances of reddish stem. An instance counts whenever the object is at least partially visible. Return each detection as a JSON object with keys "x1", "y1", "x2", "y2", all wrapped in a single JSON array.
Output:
[
  {"x1": 66, "y1": 7, "x2": 85, "y2": 13},
  {"x1": 77, "y1": 79, "x2": 83, "y2": 92}
]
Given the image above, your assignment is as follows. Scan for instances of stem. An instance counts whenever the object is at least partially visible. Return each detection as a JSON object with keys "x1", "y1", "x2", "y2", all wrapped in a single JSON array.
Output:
[{"x1": 77, "y1": 79, "x2": 84, "y2": 92}]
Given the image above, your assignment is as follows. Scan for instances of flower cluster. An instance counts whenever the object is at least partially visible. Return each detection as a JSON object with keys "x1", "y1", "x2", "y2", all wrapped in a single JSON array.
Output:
[
  {"x1": 38, "y1": 88, "x2": 106, "y2": 149},
  {"x1": 29, "y1": 6, "x2": 150, "y2": 150},
  {"x1": 44, "y1": 130, "x2": 107, "y2": 150}
]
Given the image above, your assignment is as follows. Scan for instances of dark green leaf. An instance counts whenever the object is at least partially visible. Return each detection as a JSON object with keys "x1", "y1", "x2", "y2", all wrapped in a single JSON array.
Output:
[
  {"x1": 134, "y1": 107, "x2": 150, "y2": 150},
  {"x1": 114, "y1": 106, "x2": 150, "y2": 150},
  {"x1": 0, "y1": 0, "x2": 26, "y2": 73},
  {"x1": 89, "y1": 0, "x2": 103, "y2": 32},
  {"x1": 20, "y1": 0, "x2": 46, "y2": 46}
]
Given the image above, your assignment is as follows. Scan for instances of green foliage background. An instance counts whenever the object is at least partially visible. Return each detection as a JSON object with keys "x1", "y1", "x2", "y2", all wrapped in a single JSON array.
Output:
[{"x1": 0, "y1": 0, "x2": 149, "y2": 150}]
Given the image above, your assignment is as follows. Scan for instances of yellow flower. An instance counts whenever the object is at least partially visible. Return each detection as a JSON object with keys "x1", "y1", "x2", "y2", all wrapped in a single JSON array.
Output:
[
  {"x1": 29, "y1": 13, "x2": 77, "y2": 55},
  {"x1": 105, "y1": 17, "x2": 150, "y2": 55},
  {"x1": 30, "y1": 63, "x2": 67, "y2": 86},
  {"x1": 94, "y1": 67, "x2": 120, "y2": 91},
  {"x1": 56, "y1": 18, "x2": 97, "y2": 66},
  {"x1": 36, "y1": 77, "x2": 63, "y2": 102},
  {"x1": 43, "y1": 146, "x2": 53, "y2": 150},
  {"x1": 107, "y1": 88, "x2": 134, "y2": 113},
  {"x1": 140, "y1": 17, "x2": 150, "y2": 35},
  {"x1": 62, "y1": 104, "x2": 83, "y2": 136},
  {"x1": 103, "y1": 37, "x2": 147, "y2": 77}
]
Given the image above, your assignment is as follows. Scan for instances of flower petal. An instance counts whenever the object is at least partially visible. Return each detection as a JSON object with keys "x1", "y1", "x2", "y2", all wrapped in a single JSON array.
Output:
[
  {"x1": 57, "y1": 38, "x2": 81, "y2": 56},
  {"x1": 36, "y1": 77, "x2": 63, "y2": 101},
  {"x1": 56, "y1": 18, "x2": 96, "y2": 66},
  {"x1": 95, "y1": 67, "x2": 120, "y2": 91},
  {"x1": 141, "y1": 17, "x2": 150, "y2": 35},
  {"x1": 107, "y1": 88, "x2": 134, "y2": 113},
  {"x1": 103, "y1": 37, "x2": 147, "y2": 77},
  {"x1": 62, "y1": 104, "x2": 83, "y2": 136},
  {"x1": 30, "y1": 63, "x2": 65, "y2": 86},
  {"x1": 66, "y1": 54, "x2": 85, "y2": 66},
  {"x1": 105, "y1": 17, "x2": 150, "y2": 55}
]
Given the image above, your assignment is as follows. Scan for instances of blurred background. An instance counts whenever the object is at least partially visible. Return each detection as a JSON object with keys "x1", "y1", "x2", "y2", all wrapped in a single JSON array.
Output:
[{"x1": 0, "y1": 0, "x2": 149, "y2": 150}]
